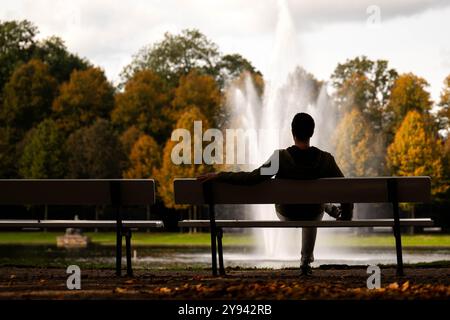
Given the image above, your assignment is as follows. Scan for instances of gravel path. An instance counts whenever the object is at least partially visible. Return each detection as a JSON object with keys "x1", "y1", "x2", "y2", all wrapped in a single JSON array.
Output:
[{"x1": 0, "y1": 265, "x2": 449, "y2": 299}]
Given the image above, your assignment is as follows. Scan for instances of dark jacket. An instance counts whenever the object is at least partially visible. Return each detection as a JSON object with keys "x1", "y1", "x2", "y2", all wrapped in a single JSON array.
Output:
[{"x1": 215, "y1": 146, "x2": 348, "y2": 220}]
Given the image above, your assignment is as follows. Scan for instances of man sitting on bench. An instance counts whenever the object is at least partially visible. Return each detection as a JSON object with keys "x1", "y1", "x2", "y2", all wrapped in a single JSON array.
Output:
[{"x1": 198, "y1": 112, "x2": 353, "y2": 276}]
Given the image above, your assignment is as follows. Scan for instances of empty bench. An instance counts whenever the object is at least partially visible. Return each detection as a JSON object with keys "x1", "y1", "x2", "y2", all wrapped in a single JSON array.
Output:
[
  {"x1": 174, "y1": 177, "x2": 433, "y2": 276},
  {"x1": 0, "y1": 179, "x2": 164, "y2": 276}
]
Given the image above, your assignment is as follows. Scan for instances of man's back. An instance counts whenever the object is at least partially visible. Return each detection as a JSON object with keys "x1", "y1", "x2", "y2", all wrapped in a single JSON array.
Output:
[
  {"x1": 275, "y1": 146, "x2": 343, "y2": 180},
  {"x1": 274, "y1": 146, "x2": 344, "y2": 219}
]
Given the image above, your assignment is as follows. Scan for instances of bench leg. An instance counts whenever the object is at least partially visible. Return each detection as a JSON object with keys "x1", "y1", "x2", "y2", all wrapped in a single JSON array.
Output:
[
  {"x1": 209, "y1": 205, "x2": 218, "y2": 276},
  {"x1": 210, "y1": 228, "x2": 218, "y2": 276},
  {"x1": 388, "y1": 179, "x2": 404, "y2": 277},
  {"x1": 392, "y1": 201, "x2": 404, "y2": 276},
  {"x1": 125, "y1": 229, "x2": 133, "y2": 277},
  {"x1": 116, "y1": 226, "x2": 122, "y2": 276},
  {"x1": 217, "y1": 228, "x2": 225, "y2": 276},
  {"x1": 115, "y1": 206, "x2": 123, "y2": 277}
]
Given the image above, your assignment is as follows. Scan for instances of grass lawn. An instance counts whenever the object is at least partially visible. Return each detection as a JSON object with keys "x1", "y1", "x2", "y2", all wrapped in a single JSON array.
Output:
[{"x1": 0, "y1": 231, "x2": 449, "y2": 247}]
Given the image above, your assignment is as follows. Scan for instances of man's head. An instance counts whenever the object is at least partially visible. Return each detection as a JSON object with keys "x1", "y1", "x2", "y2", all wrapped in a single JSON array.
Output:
[{"x1": 291, "y1": 112, "x2": 315, "y2": 142}]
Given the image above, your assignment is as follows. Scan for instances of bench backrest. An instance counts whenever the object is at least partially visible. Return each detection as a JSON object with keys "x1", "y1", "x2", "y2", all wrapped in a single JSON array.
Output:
[
  {"x1": 0, "y1": 179, "x2": 155, "y2": 206},
  {"x1": 174, "y1": 177, "x2": 431, "y2": 205}
]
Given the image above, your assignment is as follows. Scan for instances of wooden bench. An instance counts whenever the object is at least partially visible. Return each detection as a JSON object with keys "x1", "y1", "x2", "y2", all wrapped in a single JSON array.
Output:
[
  {"x1": 0, "y1": 179, "x2": 164, "y2": 276},
  {"x1": 174, "y1": 177, "x2": 434, "y2": 276}
]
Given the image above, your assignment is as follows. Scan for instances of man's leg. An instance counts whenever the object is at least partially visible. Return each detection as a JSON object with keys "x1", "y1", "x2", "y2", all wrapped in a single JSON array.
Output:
[
  {"x1": 301, "y1": 227, "x2": 317, "y2": 265},
  {"x1": 301, "y1": 212, "x2": 324, "y2": 272}
]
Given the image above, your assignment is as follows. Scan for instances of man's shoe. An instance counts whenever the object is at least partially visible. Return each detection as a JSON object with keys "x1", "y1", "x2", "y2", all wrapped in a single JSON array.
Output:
[
  {"x1": 337, "y1": 203, "x2": 354, "y2": 221},
  {"x1": 324, "y1": 204, "x2": 340, "y2": 219},
  {"x1": 300, "y1": 264, "x2": 313, "y2": 276}
]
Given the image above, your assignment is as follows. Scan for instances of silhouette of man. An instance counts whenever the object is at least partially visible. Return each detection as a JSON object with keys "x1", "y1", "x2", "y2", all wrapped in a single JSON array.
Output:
[{"x1": 198, "y1": 112, "x2": 353, "y2": 276}]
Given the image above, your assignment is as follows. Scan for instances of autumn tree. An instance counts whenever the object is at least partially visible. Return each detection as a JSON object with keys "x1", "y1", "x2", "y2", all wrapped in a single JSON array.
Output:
[
  {"x1": 171, "y1": 69, "x2": 222, "y2": 125},
  {"x1": 442, "y1": 138, "x2": 450, "y2": 200},
  {"x1": 0, "y1": 58, "x2": 57, "y2": 177},
  {"x1": 66, "y1": 119, "x2": 123, "y2": 178},
  {"x1": 438, "y1": 74, "x2": 450, "y2": 131},
  {"x1": 124, "y1": 134, "x2": 160, "y2": 179},
  {"x1": 1, "y1": 59, "x2": 57, "y2": 133},
  {"x1": 112, "y1": 70, "x2": 171, "y2": 144},
  {"x1": 157, "y1": 107, "x2": 211, "y2": 208},
  {"x1": 385, "y1": 73, "x2": 433, "y2": 142},
  {"x1": 18, "y1": 119, "x2": 66, "y2": 178},
  {"x1": 334, "y1": 108, "x2": 384, "y2": 176},
  {"x1": 0, "y1": 127, "x2": 17, "y2": 177},
  {"x1": 119, "y1": 126, "x2": 143, "y2": 156},
  {"x1": 52, "y1": 67, "x2": 114, "y2": 133},
  {"x1": 387, "y1": 110, "x2": 446, "y2": 195},
  {"x1": 331, "y1": 56, "x2": 398, "y2": 131}
]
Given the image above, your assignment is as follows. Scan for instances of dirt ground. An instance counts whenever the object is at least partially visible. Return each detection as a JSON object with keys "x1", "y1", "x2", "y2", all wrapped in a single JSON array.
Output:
[{"x1": 0, "y1": 265, "x2": 449, "y2": 300}]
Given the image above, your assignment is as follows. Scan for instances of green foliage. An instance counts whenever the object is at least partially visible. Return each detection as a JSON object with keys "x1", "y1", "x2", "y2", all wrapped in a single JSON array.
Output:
[
  {"x1": 33, "y1": 36, "x2": 90, "y2": 83},
  {"x1": 52, "y1": 67, "x2": 115, "y2": 134},
  {"x1": 112, "y1": 70, "x2": 171, "y2": 144},
  {"x1": 0, "y1": 20, "x2": 37, "y2": 94},
  {"x1": 216, "y1": 53, "x2": 259, "y2": 87},
  {"x1": 387, "y1": 111, "x2": 447, "y2": 195},
  {"x1": 335, "y1": 109, "x2": 384, "y2": 176},
  {"x1": 331, "y1": 56, "x2": 398, "y2": 131},
  {"x1": 18, "y1": 119, "x2": 66, "y2": 178},
  {"x1": 66, "y1": 119, "x2": 124, "y2": 178},
  {"x1": 2, "y1": 59, "x2": 57, "y2": 132},
  {"x1": 120, "y1": 29, "x2": 258, "y2": 88}
]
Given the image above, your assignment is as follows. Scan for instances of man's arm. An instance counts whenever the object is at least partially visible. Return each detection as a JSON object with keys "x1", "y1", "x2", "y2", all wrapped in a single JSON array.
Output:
[
  {"x1": 327, "y1": 154, "x2": 354, "y2": 220},
  {"x1": 197, "y1": 151, "x2": 279, "y2": 185}
]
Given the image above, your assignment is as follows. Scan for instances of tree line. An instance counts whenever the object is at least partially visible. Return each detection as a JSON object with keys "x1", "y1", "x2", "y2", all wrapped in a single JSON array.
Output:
[{"x1": 0, "y1": 20, "x2": 449, "y2": 215}]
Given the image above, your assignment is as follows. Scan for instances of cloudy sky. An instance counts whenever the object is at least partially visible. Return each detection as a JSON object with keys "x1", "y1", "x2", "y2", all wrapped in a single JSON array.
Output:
[{"x1": 1, "y1": 0, "x2": 449, "y2": 100}]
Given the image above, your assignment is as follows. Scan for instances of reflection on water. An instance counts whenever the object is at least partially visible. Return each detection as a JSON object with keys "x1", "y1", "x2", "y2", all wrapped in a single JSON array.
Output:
[
  {"x1": 1, "y1": 245, "x2": 448, "y2": 270},
  {"x1": 134, "y1": 247, "x2": 450, "y2": 269}
]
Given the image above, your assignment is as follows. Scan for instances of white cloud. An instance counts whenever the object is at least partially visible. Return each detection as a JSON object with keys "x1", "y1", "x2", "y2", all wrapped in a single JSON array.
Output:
[{"x1": 1, "y1": 0, "x2": 449, "y2": 99}]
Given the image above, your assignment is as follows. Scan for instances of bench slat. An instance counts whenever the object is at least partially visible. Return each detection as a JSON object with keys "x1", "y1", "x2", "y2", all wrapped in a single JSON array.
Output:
[
  {"x1": 0, "y1": 179, "x2": 156, "y2": 205},
  {"x1": 174, "y1": 177, "x2": 431, "y2": 204},
  {"x1": 0, "y1": 220, "x2": 164, "y2": 228},
  {"x1": 178, "y1": 219, "x2": 434, "y2": 228}
]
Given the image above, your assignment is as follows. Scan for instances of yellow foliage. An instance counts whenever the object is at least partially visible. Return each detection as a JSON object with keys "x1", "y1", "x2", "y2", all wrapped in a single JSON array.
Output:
[
  {"x1": 334, "y1": 109, "x2": 384, "y2": 176},
  {"x1": 124, "y1": 134, "x2": 160, "y2": 179},
  {"x1": 172, "y1": 69, "x2": 221, "y2": 124},
  {"x1": 112, "y1": 70, "x2": 171, "y2": 143},
  {"x1": 387, "y1": 110, "x2": 447, "y2": 195},
  {"x1": 157, "y1": 107, "x2": 212, "y2": 208},
  {"x1": 387, "y1": 73, "x2": 432, "y2": 131},
  {"x1": 52, "y1": 67, "x2": 114, "y2": 133}
]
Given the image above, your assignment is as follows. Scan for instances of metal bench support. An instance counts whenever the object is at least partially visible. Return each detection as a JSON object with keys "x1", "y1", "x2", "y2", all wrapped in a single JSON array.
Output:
[
  {"x1": 125, "y1": 228, "x2": 133, "y2": 277},
  {"x1": 217, "y1": 228, "x2": 225, "y2": 275},
  {"x1": 209, "y1": 204, "x2": 218, "y2": 276},
  {"x1": 388, "y1": 178, "x2": 404, "y2": 276}
]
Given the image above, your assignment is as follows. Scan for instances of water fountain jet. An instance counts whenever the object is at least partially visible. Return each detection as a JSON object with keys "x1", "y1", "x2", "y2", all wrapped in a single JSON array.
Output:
[{"x1": 225, "y1": 0, "x2": 341, "y2": 262}]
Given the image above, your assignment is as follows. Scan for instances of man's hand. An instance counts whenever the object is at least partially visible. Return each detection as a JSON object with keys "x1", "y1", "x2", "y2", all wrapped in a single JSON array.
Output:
[{"x1": 197, "y1": 172, "x2": 219, "y2": 182}]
